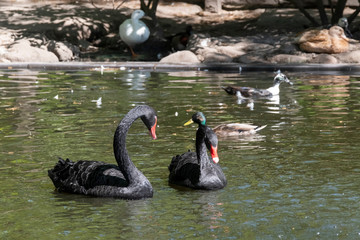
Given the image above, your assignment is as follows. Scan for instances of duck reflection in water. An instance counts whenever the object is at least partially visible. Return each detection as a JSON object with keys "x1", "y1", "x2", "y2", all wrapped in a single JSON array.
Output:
[{"x1": 196, "y1": 192, "x2": 225, "y2": 232}]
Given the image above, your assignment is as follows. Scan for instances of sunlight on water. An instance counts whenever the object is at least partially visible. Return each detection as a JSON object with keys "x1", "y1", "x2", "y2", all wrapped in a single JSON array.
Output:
[{"x1": 0, "y1": 69, "x2": 360, "y2": 239}]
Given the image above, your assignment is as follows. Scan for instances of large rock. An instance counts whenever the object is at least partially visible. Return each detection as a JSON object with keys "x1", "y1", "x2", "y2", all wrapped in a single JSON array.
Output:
[
  {"x1": 222, "y1": 0, "x2": 359, "y2": 9},
  {"x1": 160, "y1": 50, "x2": 200, "y2": 63},
  {"x1": 0, "y1": 40, "x2": 58, "y2": 62},
  {"x1": 269, "y1": 54, "x2": 308, "y2": 64},
  {"x1": 311, "y1": 54, "x2": 338, "y2": 64},
  {"x1": 53, "y1": 17, "x2": 111, "y2": 44},
  {"x1": 336, "y1": 50, "x2": 360, "y2": 63},
  {"x1": 205, "y1": 0, "x2": 222, "y2": 12},
  {"x1": 47, "y1": 40, "x2": 79, "y2": 61},
  {"x1": 203, "y1": 51, "x2": 233, "y2": 63}
]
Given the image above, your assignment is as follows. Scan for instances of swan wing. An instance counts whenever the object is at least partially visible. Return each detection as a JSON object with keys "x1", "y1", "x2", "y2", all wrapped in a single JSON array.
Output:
[
  {"x1": 168, "y1": 151, "x2": 200, "y2": 185},
  {"x1": 48, "y1": 158, "x2": 128, "y2": 194}
]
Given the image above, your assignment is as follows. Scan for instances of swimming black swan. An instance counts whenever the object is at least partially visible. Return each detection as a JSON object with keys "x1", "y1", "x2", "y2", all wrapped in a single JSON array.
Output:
[
  {"x1": 48, "y1": 105, "x2": 158, "y2": 199},
  {"x1": 168, "y1": 112, "x2": 227, "y2": 190},
  {"x1": 222, "y1": 70, "x2": 293, "y2": 98}
]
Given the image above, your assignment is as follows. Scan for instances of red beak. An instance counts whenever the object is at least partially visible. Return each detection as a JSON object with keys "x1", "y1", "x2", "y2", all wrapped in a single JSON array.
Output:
[
  {"x1": 150, "y1": 116, "x2": 157, "y2": 140},
  {"x1": 210, "y1": 145, "x2": 219, "y2": 164}
]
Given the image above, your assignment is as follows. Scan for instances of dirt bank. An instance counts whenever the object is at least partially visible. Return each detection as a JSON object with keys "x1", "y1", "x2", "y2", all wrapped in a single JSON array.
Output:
[{"x1": 0, "y1": 1, "x2": 360, "y2": 64}]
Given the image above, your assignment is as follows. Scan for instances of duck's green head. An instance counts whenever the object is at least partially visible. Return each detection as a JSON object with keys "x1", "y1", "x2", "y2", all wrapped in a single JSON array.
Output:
[
  {"x1": 184, "y1": 112, "x2": 206, "y2": 126},
  {"x1": 338, "y1": 17, "x2": 348, "y2": 28}
]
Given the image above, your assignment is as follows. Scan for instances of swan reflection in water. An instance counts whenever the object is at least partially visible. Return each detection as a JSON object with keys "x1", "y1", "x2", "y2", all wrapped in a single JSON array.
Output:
[{"x1": 193, "y1": 191, "x2": 226, "y2": 233}]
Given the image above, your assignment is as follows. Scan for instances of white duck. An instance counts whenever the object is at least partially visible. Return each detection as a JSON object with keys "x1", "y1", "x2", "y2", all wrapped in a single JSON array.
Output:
[
  {"x1": 222, "y1": 70, "x2": 293, "y2": 98},
  {"x1": 119, "y1": 10, "x2": 150, "y2": 57}
]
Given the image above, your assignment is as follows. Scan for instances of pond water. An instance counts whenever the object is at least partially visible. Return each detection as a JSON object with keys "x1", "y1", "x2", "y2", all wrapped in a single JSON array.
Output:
[{"x1": 0, "y1": 68, "x2": 360, "y2": 239}]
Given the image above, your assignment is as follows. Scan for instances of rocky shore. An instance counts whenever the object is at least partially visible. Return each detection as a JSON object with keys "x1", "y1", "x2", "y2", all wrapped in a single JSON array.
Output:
[{"x1": 1, "y1": 1, "x2": 360, "y2": 64}]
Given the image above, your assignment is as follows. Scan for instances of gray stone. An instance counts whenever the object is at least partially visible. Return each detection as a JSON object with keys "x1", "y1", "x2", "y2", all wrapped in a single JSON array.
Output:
[
  {"x1": 0, "y1": 40, "x2": 58, "y2": 62},
  {"x1": 336, "y1": 50, "x2": 360, "y2": 63},
  {"x1": 237, "y1": 53, "x2": 267, "y2": 64},
  {"x1": 160, "y1": 50, "x2": 200, "y2": 63},
  {"x1": 203, "y1": 52, "x2": 233, "y2": 63},
  {"x1": 205, "y1": 0, "x2": 222, "y2": 13},
  {"x1": 53, "y1": 17, "x2": 111, "y2": 44},
  {"x1": 216, "y1": 45, "x2": 246, "y2": 58},
  {"x1": 311, "y1": 54, "x2": 338, "y2": 64},
  {"x1": 269, "y1": 54, "x2": 308, "y2": 64},
  {"x1": 0, "y1": 31, "x2": 16, "y2": 46},
  {"x1": 222, "y1": 0, "x2": 359, "y2": 9},
  {"x1": 47, "y1": 40, "x2": 79, "y2": 61}
]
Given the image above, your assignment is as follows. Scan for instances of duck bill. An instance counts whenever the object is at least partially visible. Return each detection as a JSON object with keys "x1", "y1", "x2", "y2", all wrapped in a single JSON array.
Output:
[
  {"x1": 341, "y1": 34, "x2": 349, "y2": 42},
  {"x1": 210, "y1": 145, "x2": 219, "y2": 164},
  {"x1": 184, "y1": 119, "x2": 194, "y2": 126},
  {"x1": 150, "y1": 116, "x2": 157, "y2": 140},
  {"x1": 285, "y1": 76, "x2": 294, "y2": 86}
]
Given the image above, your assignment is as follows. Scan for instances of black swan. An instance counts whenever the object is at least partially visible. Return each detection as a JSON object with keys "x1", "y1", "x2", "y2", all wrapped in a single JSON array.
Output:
[
  {"x1": 168, "y1": 112, "x2": 227, "y2": 190},
  {"x1": 222, "y1": 70, "x2": 293, "y2": 98},
  {"x1": 48, "y1": 105, "x2": 157, "y2": 199}
]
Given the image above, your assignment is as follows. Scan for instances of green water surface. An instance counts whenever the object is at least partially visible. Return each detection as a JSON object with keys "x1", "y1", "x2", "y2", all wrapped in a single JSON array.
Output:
[{"x1": 0, "y1": 69, "x2": 359, "y2": 239}]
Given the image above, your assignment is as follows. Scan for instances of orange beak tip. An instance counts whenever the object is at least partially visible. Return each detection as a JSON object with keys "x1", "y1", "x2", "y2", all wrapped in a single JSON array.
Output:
[{"x1": 150, "y1": 117, "x2": 158, "y2": 140}]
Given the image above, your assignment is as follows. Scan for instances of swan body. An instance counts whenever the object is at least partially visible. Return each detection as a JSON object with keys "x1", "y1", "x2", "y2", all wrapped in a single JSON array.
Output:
[
  {"x1": 213, "y1": 123, "x2": 267, "y2": 136},
  {"x1": 169, "y1": 112, "x2": 227, "y2": 190},
  {"x1": 48, "y1": 105, "x2": 157, "y2": 199},
  {"x1": 222, "y1": 70, "x2": 293, "y2": 98},
  {"x1": 119, "y1": 10, "x2": 150, "y2": 56},
  {"x1": 296, "y1": 26, "x2": 349, "y2": 54}
]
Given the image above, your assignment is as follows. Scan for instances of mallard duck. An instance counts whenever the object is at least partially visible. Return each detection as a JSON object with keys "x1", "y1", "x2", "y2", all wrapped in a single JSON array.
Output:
[
  {"x1": 222, "y1": 70, "x2": 293, "y2": 98},
  {"x1": 338, "y1": 17, "x2": 353, "y2": 38},
  {"x1": 296, "y1": 25, "x2": 349, "y2": 54},
  {"x1": 168, "y1": 112, "x2": 226, "y2": 190},
  {"x1": 167, "y1": 25, "x2": 193, "y2": 52},
  {"x1": 119, "y1": 10, "x2": 150, "y2": 57},
  {"x1": 213, "y1": 123, "x2": 267, "y2": 136}
]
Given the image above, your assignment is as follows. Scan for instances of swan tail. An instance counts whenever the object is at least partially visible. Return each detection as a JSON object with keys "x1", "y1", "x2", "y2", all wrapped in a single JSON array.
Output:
[
  {"x1": 168, "y1": 151, "x2": 200, "y2": 184},
  {"x1": 168, "y1": 154, "x2": 181, "y2": 172},
  {"x1": 48, "y1": 157, "x2": 74, "y2": 190},
  {"x1": 168, "y1": 150, "x2": 193, "y2": 172},
  {"x1": 255, "y1": 125, "x2": 267, "y2": 132}
]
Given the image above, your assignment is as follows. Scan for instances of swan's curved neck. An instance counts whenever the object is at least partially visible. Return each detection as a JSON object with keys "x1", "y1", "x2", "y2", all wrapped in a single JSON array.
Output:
[
  {"x1": 196, "y1": 125, "x2": 211, "y2": 170},
  {"x1": 113, "y1": 106, "x2": 150, "y2": 184}
]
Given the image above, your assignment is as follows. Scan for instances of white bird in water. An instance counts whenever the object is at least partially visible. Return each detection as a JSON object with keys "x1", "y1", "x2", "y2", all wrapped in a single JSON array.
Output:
[{"x1": 91, "y1": 97, "x2": 102, "y2": 107}]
